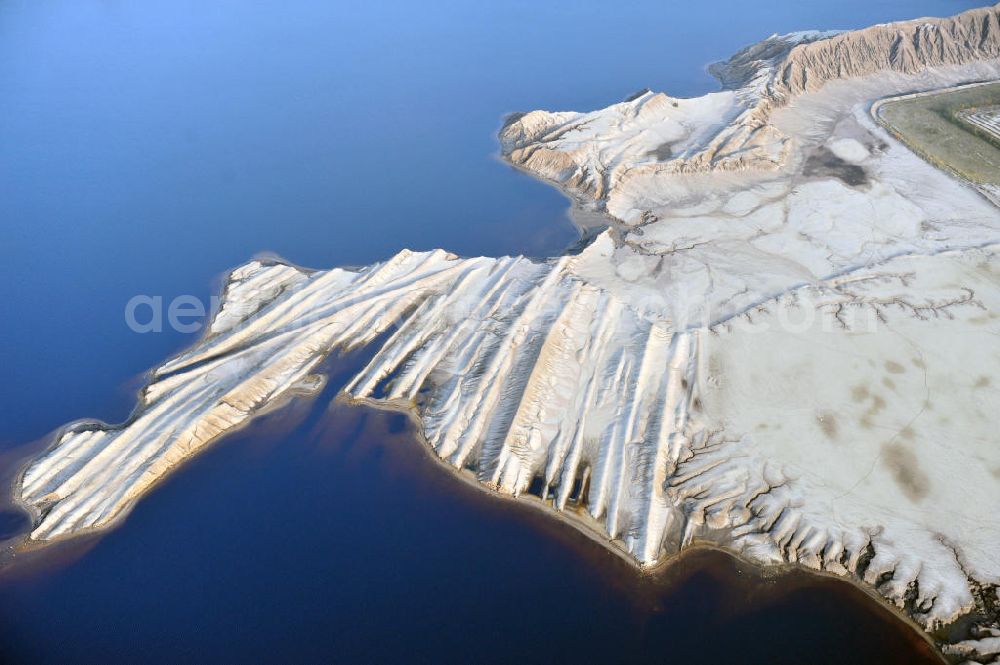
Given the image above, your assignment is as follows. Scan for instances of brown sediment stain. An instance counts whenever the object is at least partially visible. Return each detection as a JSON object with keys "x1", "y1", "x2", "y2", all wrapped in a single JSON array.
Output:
[
  {"x1": 974, "y1": 375, "x2": 990, "y2": 389},
  {"x1": 817, "y1": 412, "x2": 839, "y2": 440},
  {"x1": 883, "y1": 377, "x2": 896, "y2": 390},
  {"x1": 851, "y1": 385, "x2": 894, "y2": 429},
  {"x1": 885, "y1": 360, "x2": 906, "y2": 374},
  {"x1": 899, "y1": 426, "x2": 916, "y2": 441},
  {"x1": 881, "y1": 443, "x2": 930, "y2": 502},
  {"x1": 992, "y1": 467, "x2": 1000, "y2": 480},
  {"x1": 859, "y1": 391, "x2": 888, "y2": 429},
  {"x1": 911, "y1": 357, "x2": 926, "y2": 370},
  {"x1": 850, "y1": 384, "x2": 895, "y2": 429}
]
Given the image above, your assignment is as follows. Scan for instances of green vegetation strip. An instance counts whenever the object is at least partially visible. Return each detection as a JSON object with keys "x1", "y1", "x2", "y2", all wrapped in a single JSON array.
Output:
[{"x1": 874, "y1": 81, "x2": 1000, "y2": 187}]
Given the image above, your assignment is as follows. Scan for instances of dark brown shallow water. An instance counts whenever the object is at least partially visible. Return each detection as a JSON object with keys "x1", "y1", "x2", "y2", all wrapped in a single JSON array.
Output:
[
  {"x1": 0, "y1": 356, "x2": 943, "y2": 664},
  {"x1": 1, "y1": 1, "x2": 982, "y2": 661}
]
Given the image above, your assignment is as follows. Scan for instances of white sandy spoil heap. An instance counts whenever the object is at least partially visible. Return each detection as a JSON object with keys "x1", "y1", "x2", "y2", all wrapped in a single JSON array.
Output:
[{"x1": 15, "y1": 4, "x2": 1000, "y2": 661}]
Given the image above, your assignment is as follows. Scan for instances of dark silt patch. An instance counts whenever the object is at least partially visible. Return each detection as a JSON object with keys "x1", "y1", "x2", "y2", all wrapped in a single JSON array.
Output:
[
  {"x1": 624, "y1": 87, "x2": 652, "y2": 102},
  {"x1": 881, "y1": 442, "x2": 931, "y2": 501},
  {"x1": 647, "y1": 141, "x2": 675, "y2": 161},
  {"x1": 803, "y1": 147, "x2": 869, "y2": 187},
  {"x1": 500, "y1": 111, "x2": 527, "y2": 131}
]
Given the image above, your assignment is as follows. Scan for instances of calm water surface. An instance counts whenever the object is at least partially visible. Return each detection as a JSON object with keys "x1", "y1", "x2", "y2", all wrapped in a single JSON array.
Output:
[{"x1": 0, "y1": 1, "x2": 980, "y2": 662}]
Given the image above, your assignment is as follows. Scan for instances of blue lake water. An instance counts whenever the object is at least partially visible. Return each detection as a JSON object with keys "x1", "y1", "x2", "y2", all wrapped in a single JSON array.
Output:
[{"x1": 0, "y1": 1, "x2": 981, "y2": 662}]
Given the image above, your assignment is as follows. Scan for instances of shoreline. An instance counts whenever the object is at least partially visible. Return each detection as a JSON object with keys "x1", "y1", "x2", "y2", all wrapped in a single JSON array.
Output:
[
  {"x1": 342, "y1": 391, "x2": 949, "y2": 663},
  {"x1": 0, "y1": 112, "x2": 961, "y2": 665},
  {"x1": 0, "y1": 383, "x2": 948, "y2": 662},
  {"x1": 485, "y1": 93, "x2": 968, "y2": 661},
  {"x1": 6, "y1": 11, "x2": 997, "y2": 658}
]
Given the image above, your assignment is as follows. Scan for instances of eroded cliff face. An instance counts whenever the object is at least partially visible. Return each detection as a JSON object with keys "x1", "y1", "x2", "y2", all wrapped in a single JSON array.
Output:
[
  {"x1": 14, "y1": 5, "x2": 1000, "y2": 663},
  {"x1": 502, "y1": 4, "x2": 1000, "y2": 182},
  {"x1": 709, "y1": 5, "x2": 1000, "y2": 97},
  {"x1": 769, "y1": 5, "x2": 1000, "y2": 98}
]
